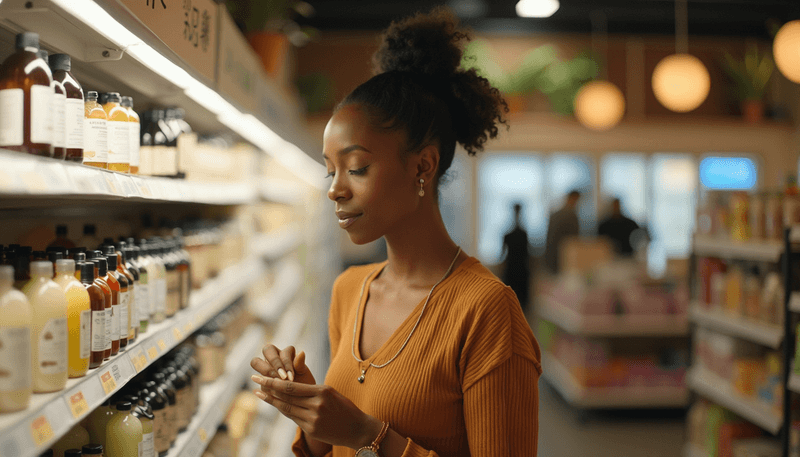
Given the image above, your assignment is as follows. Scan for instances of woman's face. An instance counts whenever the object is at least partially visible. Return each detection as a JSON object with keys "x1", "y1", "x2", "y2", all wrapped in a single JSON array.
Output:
[{"x1": 323, "y1": 104, "x2": 421, "y2": 245}]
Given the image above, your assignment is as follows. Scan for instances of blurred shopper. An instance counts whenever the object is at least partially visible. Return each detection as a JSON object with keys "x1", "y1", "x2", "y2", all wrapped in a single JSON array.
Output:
[
  {"x1": 598, "y1": 198, "x2": 640, "y2": 257},
  {"x1": 502, "y1": 203, "x2": 530, "y2": 312},
  {"x1": 249, "y1": 7, "x2": 541, "y2": 457},
  {"x1": 544, "y1": 190, "x2": 581, "y2": 273}
]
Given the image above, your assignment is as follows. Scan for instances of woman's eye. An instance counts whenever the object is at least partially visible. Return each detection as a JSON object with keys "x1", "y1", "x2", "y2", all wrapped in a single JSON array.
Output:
[
  {"x1": 349, "y1": 166, "x2": 369, "y2": 176},
  {"x1": 325, "y1": 171, "x2": 335, "y2": 179}
]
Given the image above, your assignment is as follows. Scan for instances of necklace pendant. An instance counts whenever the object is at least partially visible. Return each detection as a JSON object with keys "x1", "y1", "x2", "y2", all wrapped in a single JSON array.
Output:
[{"x1": 358, "y1": 369, "x2": 366, "y2": 383}]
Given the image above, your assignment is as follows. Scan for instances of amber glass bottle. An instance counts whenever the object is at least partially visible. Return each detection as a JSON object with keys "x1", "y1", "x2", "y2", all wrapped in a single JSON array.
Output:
[
  {"x1": 79, "y1": 262, "x2": 106, "y2": 369},
  {"x1": 101, "y1": 93, "x2": 130, "y2": 173},
  {"x1": 0, "y1": 32, "x2": 53, "y2": 156},
  {"x1": 49, "y1": 54, "x2": 84, "y2": 162},
  {"x1": 87, "y1": 254, "x2": 113, "y2": 360},
  {"x1": 83, "y1": 92, "x2": 108, "y2": 169},
  {"x1": 102, "y1": 247, "x2": 127, "y2": 351}
]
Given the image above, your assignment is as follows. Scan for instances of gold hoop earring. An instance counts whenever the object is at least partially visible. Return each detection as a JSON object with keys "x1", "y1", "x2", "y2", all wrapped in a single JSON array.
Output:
[{"x1": 418, "y1": 178, "x2": 425, "y2": 197}]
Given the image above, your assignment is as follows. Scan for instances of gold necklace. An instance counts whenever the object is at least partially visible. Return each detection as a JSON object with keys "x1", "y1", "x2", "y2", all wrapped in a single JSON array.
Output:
[{"x1": 351, "y1": 247, "x2": 462, "y2": 383}]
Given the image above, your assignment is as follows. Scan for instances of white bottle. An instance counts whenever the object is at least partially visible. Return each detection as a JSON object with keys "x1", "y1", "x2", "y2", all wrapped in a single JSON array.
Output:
[
  {"x1": 23, "y1": 261, "x2": 68, "y2": 393},
  {"x1": 0, "y1": 265, "x2": 33, "y2": 413}
]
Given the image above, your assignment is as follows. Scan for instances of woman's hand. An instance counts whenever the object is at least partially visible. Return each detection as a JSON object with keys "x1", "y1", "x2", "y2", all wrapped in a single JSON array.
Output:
[
  {"x1": 251, "y1": 376, "x2": 383, "y2": 451},
  {"x1": 250, "y1": 345, "x2": 315, "y2": 385}
]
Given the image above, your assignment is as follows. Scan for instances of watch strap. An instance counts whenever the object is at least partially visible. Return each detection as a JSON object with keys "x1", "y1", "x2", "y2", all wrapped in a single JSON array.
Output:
[{"x1": 355, "y1": 422, "x2": 389, "y2": 456}]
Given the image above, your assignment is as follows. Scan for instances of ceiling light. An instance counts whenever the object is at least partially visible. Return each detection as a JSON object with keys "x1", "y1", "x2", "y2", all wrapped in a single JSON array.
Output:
[
  {"x1": 516, "y1": 0, "x2": 559, "y2": 18},
  {"x1": 574, "y1": 80, "x2": 625, "y2": 131},
  {"x1": 773, "y1": 20, "x2": 800, "y2": 83},
  {"x1": 652, "y1": 54, "x2": 710, "y2": 112}
]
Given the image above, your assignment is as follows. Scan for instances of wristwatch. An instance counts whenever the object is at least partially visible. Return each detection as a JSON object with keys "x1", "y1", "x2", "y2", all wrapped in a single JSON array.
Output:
[{"x1": 355, "y1": 421, "x2": 390, "y2": 457}]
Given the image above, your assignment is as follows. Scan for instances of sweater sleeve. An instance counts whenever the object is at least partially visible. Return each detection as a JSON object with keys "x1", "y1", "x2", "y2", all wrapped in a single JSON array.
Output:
[{"x1": 291, "y1": 428, "x2": 333, "y2": 457}]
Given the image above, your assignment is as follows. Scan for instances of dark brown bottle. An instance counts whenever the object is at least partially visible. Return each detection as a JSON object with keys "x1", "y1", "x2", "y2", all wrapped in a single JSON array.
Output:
[
  {"x1": 0, "y1": 32, "x2": 53, "y2": 156},
  {"x1": 102, "y1": 247, "x2": 127, "y2": 351},
  {"x1": 87, "y1": 253, "x2": 113, "y2": 359},
  {"x1": 49, "y1": 54, "x2": 84, "y2": 162},
  {"x1": 79, "y1": 262, "x2": 106, "y2": 369}
]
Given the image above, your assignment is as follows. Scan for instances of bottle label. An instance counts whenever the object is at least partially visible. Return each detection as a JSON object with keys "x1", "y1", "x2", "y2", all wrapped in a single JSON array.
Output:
[
  {"x1": 30, "y1": 84, "x2": 53, "y2": 144},
  {"x1": 142, "y1": 431, "x2": 154, "y2": 457},
  {"x1": 118, "y1": 291, "x2": 129, "y2": 339},
  {"x1": 130, "y1": 121, "x2": 140, "y2": 167},
  {"x1": 0, "y1": 327, "x2": 31, "y2": 391},
  {"x1": 127, "y1": 288, "x2": 136, "y2": 339},
  {"x1": 180, "y1": 271, "x2": 189, "y2": 308},
  {"x1": 157, "y1": 279, "x2": 167, "y2": 315},
  {"x1": 53, "y1": 92, "x2": 66, "y2": 148},
  {"x1": 38, "y1": 317, "x2": 67, "y2": 375},
  {"x1": 65, "y1": 98, "x2": 84, "y2": 149},
  {"x1": 0, "y1": 88, "x2": 24, "y2": 146},
  {"x1": 137, "y1": 283, "x2": 148, "y2": 323},
  {"x1": 107, "y1": 120, "x2": 130, "y2": 164},
  {"x1": 80, "y1": 309, "x2": 91, "y2": 359},
  {"x1": 104, "y1": 305, "x2": 112, "y2": 350},
  {"x1": 111, "y1": 301, "x2": 120, "y2": 344},
  {"x1": 91, "y1": 309, "x2": 106, "y2": 352},
  {"x1": 167, "y1": 271, "x2": 180, "y2": 313},
  {"x1": 84, "y1": 118, "x2": 108, "y2": 163}
]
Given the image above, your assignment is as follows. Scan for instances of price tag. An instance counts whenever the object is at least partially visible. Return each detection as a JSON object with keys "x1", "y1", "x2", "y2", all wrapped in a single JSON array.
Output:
[
  {"x1": 183, "y1": 322, "x2": 192, "y2": 335},
  {"x1": 30, "y1": 415, "x2": 54, "y2": 446},
  {"x1": 100, "y1": 369, "x2": 117, "y2": 394},
  {"x1": 158, "y1": 339, "x2": 167, "y2": 352},
  {"x1": 135, "y1": 178, "x2": 152, "y2": 197},
  {"x1": 104, "y1": 174, "x2": 120, "y2": 195},
  {"x1": 147, "y1": 345, "x2": 159, "y2": 360},
  {"x1": 119, "y1": 176, "x2": 138, "y2": 197},
  {"x1": 198, "y1": 428, "x2": 208, "y2": 442},
  {"x1": 131, "y1": 348, "x2": 147, "y2": 373},
  {"x1": 173, "y1": 327, "x2": 183, "y2": 340},
  {"x1": 67, "y1": 391, "x2": 90, "y2": 419}
]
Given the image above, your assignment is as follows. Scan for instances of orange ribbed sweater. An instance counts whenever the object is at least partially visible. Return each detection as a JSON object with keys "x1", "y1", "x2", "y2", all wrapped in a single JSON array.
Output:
[{"x1": 291, "y1": 256, "x2": 542, "y2": 457}]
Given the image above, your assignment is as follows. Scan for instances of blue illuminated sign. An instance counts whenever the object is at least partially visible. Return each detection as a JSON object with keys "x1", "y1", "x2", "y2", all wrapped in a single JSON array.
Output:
[{"x1": 699, "y1": 157, "x2": 757, "y2": 189}]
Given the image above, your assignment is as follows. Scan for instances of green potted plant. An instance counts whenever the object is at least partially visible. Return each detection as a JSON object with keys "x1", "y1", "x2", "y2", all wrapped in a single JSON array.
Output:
[{"x1": 721, "y1": 44, "x2": 773, "y2": 123}]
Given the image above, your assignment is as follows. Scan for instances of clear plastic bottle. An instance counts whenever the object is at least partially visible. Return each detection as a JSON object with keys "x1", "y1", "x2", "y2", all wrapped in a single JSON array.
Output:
[
  {"x1": 23, "y1": 260, "x2": 68, "y2": 393},
  {"x1": 54, "y1": 259, "x2": 91, "y2": 378},
  {"x1": 0, "y1": 265, "x2": 32, "y2": 413}
]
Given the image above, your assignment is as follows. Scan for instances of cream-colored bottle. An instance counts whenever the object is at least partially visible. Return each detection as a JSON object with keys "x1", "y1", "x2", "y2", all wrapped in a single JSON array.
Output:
[
  {"x1": 106, "y1": 401, "x2": 142, "y2": 457},
  {"x1": 51, "y1": 423, "x2": 90, "y2": 457},
  {"x1": 0, "y1": 265, "x2": 33, "y2": 413},
  {"x1": 23, "y1": 260, "x2": 68, "y2": 393},
  {"x1": 54, "y1": 259, "x2": 91, "y2": 378}
]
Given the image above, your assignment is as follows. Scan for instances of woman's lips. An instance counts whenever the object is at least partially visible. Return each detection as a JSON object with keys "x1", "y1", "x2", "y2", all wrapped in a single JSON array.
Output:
[{"x1": 338, "y1": 214, "x2": 362, "y2": 228}]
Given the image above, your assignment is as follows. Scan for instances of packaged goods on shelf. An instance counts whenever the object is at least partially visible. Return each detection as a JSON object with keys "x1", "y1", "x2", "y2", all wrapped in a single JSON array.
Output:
[
  {"x1": 686, "y1": 400, "x2": 786, "y2": 457},
  {"x1": 0, "y1": 265, "x2": 33, "y2": 413}
]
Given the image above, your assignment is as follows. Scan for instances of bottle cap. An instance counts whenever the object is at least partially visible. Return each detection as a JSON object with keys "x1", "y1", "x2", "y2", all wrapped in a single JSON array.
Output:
[
  {"x1": 56, "y1": 225, "x2": 68, "y2": 236},
  {"x1": 30, "y1": 261, "x2": 53, "y2": 278},
  {"x1": 95, "y1": 258, "x2": 108, "y2": 276},
  {"x1": 115, "y1": 401, "x2": 132, "y2": 411},
  {"x1": 80, "y1": 262, "x2": 95, "y2": 284},
  {"x1": 49, "y1": 53, "x2": 71, "y2": 72},
  {"x1": 39, "y1": 450, "x2": 53, "y2": 457},
  {"x1": 81, "y1": 444, "x2": 103, "y2": 455},
  {"x1": 84, "y1": 91, "x2": 98, "y2": 101},
  {"x1": 64, "y1": 450, "x2": 81, "y2": 457},
  {"x1": 71, "y1": 247, "x2": 87, "y2": 255},
  {"x1": 55, "y1": 259, "x2": 75, "y2": 274},
  {"x1": 32, "y1": 251, "x2": 47, "y2": 260},
  {"x1": 85, "y1": 250, "x2": 98, "y2": 260},
  {"x1": 48, "y1": 251, "x2": 63, "y2": 264},
  {"x1": 104, "y1": 248, "x2": 117, "y2": 270},
  {"x1": 105, "y1": 92, "x2": 121, "y2": 103},
  {"x1": 73, "y1": 252, "x2": 86, "y2": 263},
  {"x1": 15, "y1": 32, "x2": 39, "y2": 51},
  {"x1": 0, "y1": 265, "x2": 14, "y2": 283},
  {"x1": 121, "y1": 96, "x2": 132, "y2": 108},
  {"x1": 46, "y1": 246, "x2": 65, "y2": 253}
]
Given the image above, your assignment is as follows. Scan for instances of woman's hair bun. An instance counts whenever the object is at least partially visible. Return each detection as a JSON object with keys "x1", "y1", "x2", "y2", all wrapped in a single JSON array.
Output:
[{"x1": 373, "y1": 6, "x2": 467, "y2": 78}]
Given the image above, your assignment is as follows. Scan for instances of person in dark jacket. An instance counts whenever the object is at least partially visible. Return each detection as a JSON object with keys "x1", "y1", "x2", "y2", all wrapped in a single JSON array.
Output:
[
  {"x1": 544, "y1": 190, "x2": 581, "y2": 273},
  {"x1": 502, "y1": 203, "x2": 530, "y2": 311},
  {"x1": 598, "y1": 198, "x2": 640, "y2": 256}
]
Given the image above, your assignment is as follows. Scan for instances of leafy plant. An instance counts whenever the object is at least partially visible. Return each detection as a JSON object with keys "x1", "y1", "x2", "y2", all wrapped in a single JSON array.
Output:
[
  {"x1": 225, "y1": 0, "x2": 317, "y2": 46},
  {"x1": 721, "y1": 44, "x2": 773, "y2": 101}
]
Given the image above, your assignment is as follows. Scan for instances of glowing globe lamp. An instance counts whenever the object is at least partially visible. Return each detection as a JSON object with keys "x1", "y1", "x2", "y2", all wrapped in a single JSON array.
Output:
[
  {"x1": 652, "y1": 53, "x2": 710, "y2": 112},
  {"x1": 774, "y1": 20, "x2": 800, "y2": 83},
  {"x1": 574, "y1": 80, "x2": 625, "y2": 131}
]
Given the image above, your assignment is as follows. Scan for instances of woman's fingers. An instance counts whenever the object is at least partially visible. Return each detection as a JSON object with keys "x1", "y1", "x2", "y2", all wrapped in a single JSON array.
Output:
[
  {"x1": 250, "y1": 357, "x2": 277, "y2": 378},
  {"x1": 253, "y1": 387, "x2": 310, "y2": 420},
  {"x1": 262, "y1": 345, "x2": 290, "y2": 379},
  {"x1": 280, "y1": 346, "x2": 297, "y2": 381}
]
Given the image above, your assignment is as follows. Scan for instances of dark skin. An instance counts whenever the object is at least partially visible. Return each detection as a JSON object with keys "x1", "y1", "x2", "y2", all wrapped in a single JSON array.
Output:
[{"x1": 250, "y1": 104, "x2": 468, "y2": 456}]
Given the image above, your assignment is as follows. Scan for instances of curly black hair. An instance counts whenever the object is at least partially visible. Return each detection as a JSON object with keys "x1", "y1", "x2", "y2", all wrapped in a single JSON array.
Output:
[{"x1": 337, "y1": 7, "x2": 508, "y2": 185}]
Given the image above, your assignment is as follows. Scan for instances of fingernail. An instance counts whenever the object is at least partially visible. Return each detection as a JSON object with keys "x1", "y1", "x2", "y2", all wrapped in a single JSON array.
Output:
[
  {"x1": 278, "y1": 368, "x2": 288, "y2": 380},
  {"x1": 288, "y1": 371, "x2": 294, "y2": 382},
  {"x1": 254, "y1": 390, "x2": 266, "y2": 400},
  {"x1": 251, "y1": 375, "x2": 264, "y2": 384}
]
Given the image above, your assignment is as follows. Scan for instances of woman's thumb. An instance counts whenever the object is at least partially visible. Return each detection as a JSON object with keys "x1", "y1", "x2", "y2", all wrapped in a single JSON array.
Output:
[{"x1": 293, "y1": 351, "x2": 308, "y2": 373}]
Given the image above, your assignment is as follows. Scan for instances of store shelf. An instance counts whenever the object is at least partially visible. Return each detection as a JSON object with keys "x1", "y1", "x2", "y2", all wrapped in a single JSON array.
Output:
[
  {"x1": 789, "y1": 373, "x2": 800, "y2": 395},
  {"x1": 538, "y1": 298, "x2": 689, "y2": 337},
  {"x1": 0, "y1": 150, "x2": 259, "y2": 206},
  {"x1": 265, "y1": 415, "x2": 299, "y2": 457},
  {"x1": 689, "y1": 304, "x2": 783, "y2": 349},
  {"x1": 683, "y1": 444, "x2": 706, "y2": 457},
  {"x1": 260, "y1": 179, "x2": 307, "y2": 206},
  {"x1": 541, "y1": 352, "x2": 689, "y2": 409},
  {"x1": 251, "y1": 259, "x2": 303, "y2": 323},
  {"x1": 692, "y1": 236, "x2": 783, "y2": 262},
  {"x1": 790, "y1": 292, "x2": 800, "y2": 314},
  {"x1": 238, "y1": 406, "x2": 278, "y2": 457},
  {"x1": 687, "y1": 367, "x2": 782, "y2": 435},
  {"x1": 252, "y1": 225, "x2": 303, "y2": 261},
  {"x1": 167, "y1": 324, "x2": 265, "y2": 457},
  {"x1": 0, "y1": 256, "x2": 263, "y2": 457}
]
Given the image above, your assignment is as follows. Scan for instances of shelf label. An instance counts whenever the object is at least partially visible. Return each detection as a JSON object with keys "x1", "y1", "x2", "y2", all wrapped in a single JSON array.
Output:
[
  {"x1": 147, "y1": 345, "x2": 159, "y2": 360},
  {"x1": 183, "y1": 322, "x2": 192, "y2": 335},
  {"x1": 173, "y1": 327, "x2": 183, "y2": 340},
  {"x1": 67, "y1": 391, "x2": 90, "y2": 419},
  {"x1": 131, "y1": 347, "x2": 148, "y2": 373},
  {"x1": 100, "y1": 369, "x2": 117, "y2": 395},
  {"x1": 198, "y1": 428, "x2": 207, "y2": 442},
  {"x1": 30, "y1": 415, "x2": 54, "y2": 446},
  {"x1": 104, "y1": 174, "x2": 120, "y2": 195},
  {"x1": 158, "y1": 339, "x2": 167, "y2": 352}
]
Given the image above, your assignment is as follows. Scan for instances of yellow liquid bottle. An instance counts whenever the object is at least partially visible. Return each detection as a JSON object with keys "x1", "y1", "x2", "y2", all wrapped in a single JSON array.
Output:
[
  {"x1": 122, "y1": 96, "x2": 140, "y2": 175},
  {"x1": 54, "y1": 259, "x2": 91, "y2": 378},
  {"x1": 101, "y1": 92, "x2": 130, "y2": 173},
  {"x1": 83, "y1": 91, "x2": 108, "y2": 169},
  {"x1": 51, "y1": 423, "x2": 90, "y2": 457},
  {"x1": 85, "y1": 399, "x2": 113, "y2": 445},
  {"x1": 0, "y1": 265, "x2": 33, "y2": 413},
  {"x1": 132, "y1": 402, "x2": 155, "y2": 457},
  {"x1": 22, "y1": 261, "x2": 68, "y2": 393},
  {"x1": 106, "y1": 401, "x2": 142, "y2": 457}
]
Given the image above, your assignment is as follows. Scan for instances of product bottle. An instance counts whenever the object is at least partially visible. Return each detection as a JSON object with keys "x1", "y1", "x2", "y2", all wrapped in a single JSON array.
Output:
[
  {"x1": 54, "y1": 259, "x2": 91, "y2": 378},
  {"x1": 141, "y1": 241, "x2": 166, "y2": 323},
  {"x1": 151, "y1": 110, "x2": 175, "y2": 177},
  {"x1": 81, "y1": 444, "x2": 104, "y2": 457},
  {"x1": 0, "y1": 32, "x2": 53, "y2": 156},
  {"x1": 83, "y1": 92, "x2": 108, "y2": 169},
  {"x1": 51, "y1": 423, "x2": 90, "y2": 457},
  {"x1": 79, "y1": 262, "x2": 106, "y2": 369},
  {"x1": 120, "y1": 244, "x2": 141, "y2": 340},
  {"x1": 85, "y1": 398, "x2": 114, "y2": 448},
  {"x1": 23, "y1": 260, "x2": 68, "y2": 393},
  {"x1": 162, "y1": 243, "x2": 179, "y2": 318},
  {"x1": 153, "y1": 372, "x2": 177, "y2": 446},
  {"x1": 79, "y1": 225, "x2": 100, "y2": 251},
  {"x1": 103, "y1": 246, "x2": 129, "y2": 350},
  {"x1": 99, "y1": 251, "x2": 124, "y2": 353},
  {"x1": 88, "y1": 254, "x2": 113, "y2": 360},
  {"x1": 140, "y1": 380, "x2": 169, "y2": 457},
  {"x1": 64, "y1": 449, "x2": 82, "y2": 457},
  {"x1": 0, "y1": 265, "x2": 33, "y2": 413},
  {"x1": 110, "y1": 242, "x2": 136, "y2": 342},
  {"x1": 49, "y1": 225, "x2": 77, "y2": 249},
  {"x1": 121, "y1": 96, "x2": 140, "y2": 175},
  {"x1": 174, "y1": 239, "x2": 191, "y2": 310},
  {"x1": 167, "y1": 364, "x2": 191, "y2": 431},
  {"x1": 106, "y1": 401, "x2": 143, "y2": 457},
  {"x1": 100, "y1": 93, "x2": 130, "y2": 173},
  {"x1": 125, "y1": 243, "x2": 147, "y2": 335},
  {"x1": 12, "y1": 247, "x2": 32, "y2": 290},
  {"x1": 40, "y1": 50, "x2": 66, "y2": 160},
  {"x1": 49, "y1": 54, "x2": 84, "y2": 162},
  {"x1": 134, "y1": 403, "x2": 155, "y2": 457}
]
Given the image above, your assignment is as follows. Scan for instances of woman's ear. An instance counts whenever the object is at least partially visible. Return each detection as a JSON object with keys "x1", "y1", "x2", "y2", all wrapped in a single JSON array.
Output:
[{"x1": 415, "y1": 144, "x2": 440, "y2": 182}]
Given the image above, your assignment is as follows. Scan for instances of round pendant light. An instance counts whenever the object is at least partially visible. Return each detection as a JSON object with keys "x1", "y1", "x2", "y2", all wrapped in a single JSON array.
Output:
[
  {"x1": 652, "y1": 53, "x2": 710, "y2": 113},
  {"x1": 773, "y1": 20, "x2": 800, "y2": 83},
  {"x1": 574, "y1": 80, "x2": 625, "y2": 130}
]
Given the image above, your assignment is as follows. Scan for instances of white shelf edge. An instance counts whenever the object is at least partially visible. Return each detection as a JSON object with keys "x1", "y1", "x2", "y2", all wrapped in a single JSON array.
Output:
[
  {"x1": 264, "y1": 415, "x2": 300, "y2": 457},
  {"x1": 687, "y1": 367, "x2": 782, "y2": 435},
  {"x1": 0, "y1": 257, "x2": 263, "y2": 457},
  {"x1": 260, "y1": 180, "x2": 306, "y2": 205},
  {"x1": 537, "y1": 298, "x2": 689, "y2": 337},
  {"x1": 0, "y1": 150, "x2": 259, "y2": 205},
  {"x1": 541, "y1": 352, "x2": 688, "y2": 409},
  {"x1": 253, "y1": 225, "x2": 303, "y2": 261},
  {"x1": 693, "y1": 236, "x2": 783, "y2": 262},
  {"x1": 252, "y1": 259, "x2": 303, "y2": 323},
  {"x1": 171, "y1": 325, "x2": 266, "y2": 457},
  {"x1": 790, "y1": 292, "x2": 800, "y2": 314},
  {"x1": 688, "y1": 304, "x2": 783, "y2": 349},
  {"x1": 789, "y1": 373, "x2": 800, "y2": 395}
]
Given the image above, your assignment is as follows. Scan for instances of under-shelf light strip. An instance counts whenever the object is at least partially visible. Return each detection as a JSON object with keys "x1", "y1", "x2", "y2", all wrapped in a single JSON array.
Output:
[{"x1": 50, "y1": 0, "x2": 326, "y2": 190}]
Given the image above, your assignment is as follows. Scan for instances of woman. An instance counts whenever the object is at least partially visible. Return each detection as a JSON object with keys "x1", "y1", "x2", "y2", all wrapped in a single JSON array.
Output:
[{"x1": 250, "y1": 8, "x2": 542, "y2": 456}]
